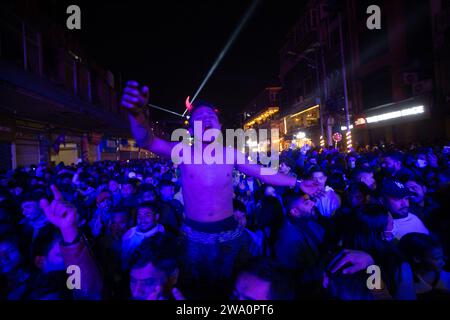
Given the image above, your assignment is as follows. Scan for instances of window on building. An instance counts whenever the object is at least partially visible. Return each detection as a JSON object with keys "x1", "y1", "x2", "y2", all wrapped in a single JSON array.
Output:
[
  {"x1": 43, "y1": 45, "x2": 59, "y2": 83},
  {"x1": 0, "y1": 13, "x2": 23, "y2": 67},
  {"x1": 109, "y1": 88, "x2": 118, "y2": 114},
  {"x1": 78, "y1": 64, "x2": 91, "y2": 101},
  {"x1": 64, "y1": 58, "x2": 75, "y2": 94},
  {"x1": 24, "y1": 24, "x2": 41, "y2": 74},
  {"x1": 310, "y1": 9, "x2": 319, "y2": 28},
  {"x1": 96, "y1": 78, "x2": 107, "y2": 108}
]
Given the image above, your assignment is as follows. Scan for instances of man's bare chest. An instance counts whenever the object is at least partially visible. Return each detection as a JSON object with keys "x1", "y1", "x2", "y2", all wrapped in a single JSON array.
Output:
[{"x1": 180, "y1": 163, "x2": 233, "y2": 187}]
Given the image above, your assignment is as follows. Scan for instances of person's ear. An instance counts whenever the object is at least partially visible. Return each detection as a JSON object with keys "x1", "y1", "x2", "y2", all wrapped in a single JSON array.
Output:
[
  {"x1": 155, "y1": 213, "x2": 160, "y2": 222},
  {"x1": 34, "y1": 256, "x2": 45, "y2": 270},
  {"x1": 422, "y1": 186, "x2": 427, "y2": 194}
]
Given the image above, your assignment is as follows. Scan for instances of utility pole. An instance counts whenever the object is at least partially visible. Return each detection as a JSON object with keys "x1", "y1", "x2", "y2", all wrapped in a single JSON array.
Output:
[
  {"x1": 338, "y1": 12, "x2": 352, "y2": 151},
  {"x1": 315, "y1": 50, "x2": 325, "y2": 148}
]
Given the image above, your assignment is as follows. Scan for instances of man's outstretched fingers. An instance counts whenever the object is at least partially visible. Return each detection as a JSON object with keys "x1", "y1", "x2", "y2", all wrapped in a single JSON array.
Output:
[
  {"x1": 327, "y1": 250, "x2": 345, "y2": 273},
  {"x1": 50, "y1": 184, "x2": 63, "y2": 201},
  {"x1": 122, "y1": 94, "x2": 139, "y2": 104},
  {"x1": 121, "y1": 101, "x2": 133, "y2": 109},
  {"x1": 141, "y1": 86, "x2": 149, "y2": 99},
  {"x1": 124, "y1": 87, "x2": 141, "y2": 96},
  {"x1": 126, "y1": 80, "x2": 139, "y2": 87},
  {"x1": 330, "y1": 252, "x2": 350, "y2": 274},
  {"x1": 342, "y1": 264, "x2": 360, "y2": 275}
]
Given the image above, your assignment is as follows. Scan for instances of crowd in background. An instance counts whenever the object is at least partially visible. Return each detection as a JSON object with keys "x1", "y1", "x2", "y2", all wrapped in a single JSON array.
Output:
[{"x1": 1, "y1": 142, "x2": 450, "y2": 300}]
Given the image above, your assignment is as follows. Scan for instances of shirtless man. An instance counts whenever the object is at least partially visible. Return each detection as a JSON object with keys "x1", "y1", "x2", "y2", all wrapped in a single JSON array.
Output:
[{"x1": 120, "y1": 81, "x2": 318, "y2": 298}]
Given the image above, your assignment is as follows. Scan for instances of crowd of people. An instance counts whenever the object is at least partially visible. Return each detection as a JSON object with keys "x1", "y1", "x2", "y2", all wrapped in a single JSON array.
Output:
[
  {"x1": 1, "y1": 142, "x2": 449, "y2": 300},
  {"x1": 0, "y1": 81, "x2": 449, "y2": 300}
]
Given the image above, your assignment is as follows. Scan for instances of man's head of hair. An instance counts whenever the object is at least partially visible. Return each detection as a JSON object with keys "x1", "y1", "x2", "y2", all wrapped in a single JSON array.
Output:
[
  {"x1": 188, "y1": 100, "x2": 221, "y2": 127},
  {"x1": 235, "y1": 258, "x2": 296, "y2": 300},
  {"x1": 282, "y1": 189, "x2": 306, "y2": 212},
  {"x1": 352, "y1": 167, "x2": 373, "y2": 182},
  {"x1": 137, "y1": 201, "x2": 160, "y2": 215},
  {"x1": 130, "y1": 233, "x2": 180, "y2": 276},
  {"x1": 306, "y1": 165, "x2": 326, "y2": 179}
]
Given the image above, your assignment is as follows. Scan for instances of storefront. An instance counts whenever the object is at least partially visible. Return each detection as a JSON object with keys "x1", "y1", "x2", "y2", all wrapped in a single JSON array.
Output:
[
  {"x1": 100, "y1": 138, "x2": 119, "y2": 161},
  {"x1": 51, "y1": 143, "x2": 79, "y2": 165},
  {"x1": 280, "y1": 132, "x2": 313, "y2": 151},
  {"x1": 279, "y1": 105, "x2": 320, "y2": 151},
  {"x1": 351, "y1": 96, "x2": 440, "y2": 146},
  {"x1": 15, "y1": 132, "x2": 41, "y2": 168},
  {"x1": 0, "y1": 118, "x2": 15, "y2": 171},
  {"x1": 118, "y1": 139, "x2": 154, "y2": 160}
]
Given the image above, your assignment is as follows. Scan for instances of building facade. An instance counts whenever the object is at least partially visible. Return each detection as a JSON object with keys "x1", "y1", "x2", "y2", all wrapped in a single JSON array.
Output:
[
  {"x1": 345, "y1": 0, "x2": 449, "y2": 146},
  {"x1": 0, "y1": 1, "x2": 153, "y2": 171},
  {"x1": 277, "y1": 0, "x2": 450, "y2": 149},
  {"x1": 278, "y1": 0, "x2": 324, "y2": 148},
  {"x1": 242, "y1": 87, "x2": 282, "y2": 152}
]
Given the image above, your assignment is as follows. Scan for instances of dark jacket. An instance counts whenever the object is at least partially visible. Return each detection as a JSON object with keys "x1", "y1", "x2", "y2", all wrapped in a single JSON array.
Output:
[
  {"x1": 60, "y1": 236, "x2": 103, "y2": 300},
  {"x1": 274, "y1": 216, "x2": 325, "y2": 271}
]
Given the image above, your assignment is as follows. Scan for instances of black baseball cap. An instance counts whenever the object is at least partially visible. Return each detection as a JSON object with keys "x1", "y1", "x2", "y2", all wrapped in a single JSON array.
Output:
[{"x1": 381, "y1": 179, "x2": 414, "y2": 199}]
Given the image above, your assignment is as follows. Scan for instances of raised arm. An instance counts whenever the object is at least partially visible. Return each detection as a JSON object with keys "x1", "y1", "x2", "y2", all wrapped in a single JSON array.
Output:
[
  {"x1": 236, "y1": 159, "x2": 296, "y2": 187},
  {"x1": 233, "y1": 149, "x2": 320, "y2": 195},
  {"x1": 120, "y1": 81, "x2": 175, "y2": 159},
  {"x1": 40, "y1": 185, "x2": 103, "y2": 299}
]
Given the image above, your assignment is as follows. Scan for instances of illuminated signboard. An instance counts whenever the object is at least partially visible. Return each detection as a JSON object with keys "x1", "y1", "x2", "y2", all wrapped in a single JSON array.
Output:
[
  {"x1": 365, "y1": 106, "x2": 424, "y2": 124},
  {"x1": 355, "y1": 118, "x2": 366, "y2": 126}
]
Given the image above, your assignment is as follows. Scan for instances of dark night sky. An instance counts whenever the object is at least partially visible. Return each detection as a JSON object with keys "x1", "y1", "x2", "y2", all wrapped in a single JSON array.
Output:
[{"x1": 72, "y1": 0, "x2": 306, "y2": 124}]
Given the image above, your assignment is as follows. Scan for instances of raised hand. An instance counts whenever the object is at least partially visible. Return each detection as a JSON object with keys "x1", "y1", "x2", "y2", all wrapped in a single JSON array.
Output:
[
  {"x1": 299, "y1": 180, "x2": 322, "y2": 197},
  {"x1": 120, "y1": 80, "x2": 155, "y2": 149},
  {"x1": 40, "y1": 185, "x2": 79, "y2": 243},
  {"x1": 327, "y1": 249, "x2": 374, "y2": 275},
  {"x1": 120, "y1": 81, "x2": 149, "y2": 116}
]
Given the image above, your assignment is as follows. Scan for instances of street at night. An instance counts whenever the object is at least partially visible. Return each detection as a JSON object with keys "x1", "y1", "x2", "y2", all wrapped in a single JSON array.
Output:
[{"x1": 1, "y1": 0, "x2": 450, "y2": 310}]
